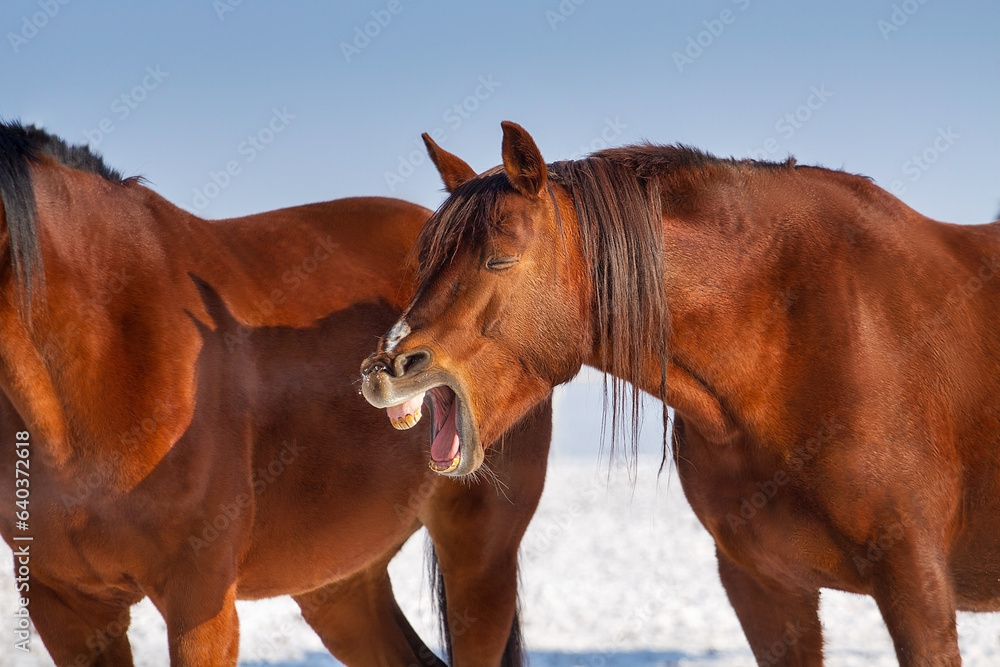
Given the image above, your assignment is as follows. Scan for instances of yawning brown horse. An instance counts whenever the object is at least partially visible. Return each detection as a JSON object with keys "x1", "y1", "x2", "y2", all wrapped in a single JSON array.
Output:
[
  {"x1": 0, "y1": 121, "x2": 550, "y2": 666},
  {"x1": 362, "y1": 121, "x2": 1000, "y2": 665}
]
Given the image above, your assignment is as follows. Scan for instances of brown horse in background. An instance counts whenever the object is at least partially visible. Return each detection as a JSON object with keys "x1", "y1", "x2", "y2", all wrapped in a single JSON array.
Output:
[
  {"x1": 0, "y1": 121, "x2": 550, "y2": 666},
  {"x1": 362, "y1": 121, "x2": 1000, "y2": 665}
]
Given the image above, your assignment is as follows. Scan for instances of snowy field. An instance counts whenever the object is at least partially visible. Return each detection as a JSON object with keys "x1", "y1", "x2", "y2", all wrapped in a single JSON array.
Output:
[{"x1": 3, "y1": 375, "x2": 999, "y2": 666}]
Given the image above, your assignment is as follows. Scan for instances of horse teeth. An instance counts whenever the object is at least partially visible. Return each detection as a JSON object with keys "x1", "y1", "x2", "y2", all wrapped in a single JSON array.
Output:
[
  {"x1": 428, "y1": 455, "x2": 461, "y2": 474},
  {"x1": 390, "y1": 408, "x2": 422, "y2": 430}
]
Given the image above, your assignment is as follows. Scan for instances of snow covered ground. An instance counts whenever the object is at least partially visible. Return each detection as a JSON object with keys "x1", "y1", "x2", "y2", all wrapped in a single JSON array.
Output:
[{"x1": 2, "y1": 375, "x2": 999, "y2": 666}]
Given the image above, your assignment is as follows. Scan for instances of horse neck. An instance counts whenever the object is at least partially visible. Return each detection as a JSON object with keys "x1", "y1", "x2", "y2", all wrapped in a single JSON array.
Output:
[
  {"x1": 189, "y1": 198, "x2": 426, "y2": 328},
  {"x1": 653, "y1": 166, "x2": 930, "y2": 437},
  {"x1": 0, "y1": 163, "x2": 205, "y2": 472}
]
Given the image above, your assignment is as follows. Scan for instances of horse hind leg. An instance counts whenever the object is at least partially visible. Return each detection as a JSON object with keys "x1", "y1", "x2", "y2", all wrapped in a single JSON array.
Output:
[
  {"x1": 27, "y1": 577, "x2": 136, "y2": 667},
  {"x1": 293, "y1": 564, "x2": 445, "y2": 667},
  {"x1": 716, "y1": 549, "x2": 825, "y2": 666}
]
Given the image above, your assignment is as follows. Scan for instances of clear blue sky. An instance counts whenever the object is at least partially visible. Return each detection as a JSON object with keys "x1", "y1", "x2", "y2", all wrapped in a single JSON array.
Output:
[{"x1": 2, "y1": 0, "x2": 998, "y2": 224}]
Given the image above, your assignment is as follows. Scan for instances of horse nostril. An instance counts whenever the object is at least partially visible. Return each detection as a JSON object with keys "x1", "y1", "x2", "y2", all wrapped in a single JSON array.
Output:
[{"x1": 394, "y1": 349, "x2": 432, "y2": 377}]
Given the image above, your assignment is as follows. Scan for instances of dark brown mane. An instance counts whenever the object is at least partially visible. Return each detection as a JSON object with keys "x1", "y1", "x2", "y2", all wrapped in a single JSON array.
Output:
[
  {"x1": 546, "y1": 156, "x2": 670, "y2": 467},
  {"x1": 415, "y1": 166, "x2": 510, "y2": 283},
  {"x1": 0, "y1": 120, "x2": 137, "y2": 310}
]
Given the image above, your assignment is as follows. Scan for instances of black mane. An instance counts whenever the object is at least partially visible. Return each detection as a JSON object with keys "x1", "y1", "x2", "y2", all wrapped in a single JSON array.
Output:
[
  {"x1": 0, "y1": 120, "x2": 130, "y2": 312},
  {"x1": 0, "y1": 120, "x2": 128, "y2": 183}
]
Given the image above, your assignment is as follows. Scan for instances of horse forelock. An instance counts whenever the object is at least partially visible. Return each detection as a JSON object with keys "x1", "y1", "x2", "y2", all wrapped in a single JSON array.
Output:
[{"x1": 414, "y1": 168, "x2": 509, "y2": 284}]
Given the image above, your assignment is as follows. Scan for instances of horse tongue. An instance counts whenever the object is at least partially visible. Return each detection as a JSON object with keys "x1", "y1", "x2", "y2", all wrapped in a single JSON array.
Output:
[{"x1": 431, "y1": 395, "x2": 461, "y2": 463}]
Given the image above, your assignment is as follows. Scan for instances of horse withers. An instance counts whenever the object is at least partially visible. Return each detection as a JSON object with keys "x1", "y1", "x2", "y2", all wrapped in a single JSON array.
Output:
[
  {"x1": 362, "y1": 121, "x2": 1000, "y2": 665},
  {"x1": 0, "y1": 121, "x2": 549, "y2": 666}
]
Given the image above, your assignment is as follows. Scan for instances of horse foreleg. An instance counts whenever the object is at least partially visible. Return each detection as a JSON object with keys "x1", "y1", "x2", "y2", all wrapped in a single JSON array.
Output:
[
  {"x1": 293, "y1": 564, "x2": 445, "y2": 667},
  {"x1": 421, "y1": 402, "x2": 551, "y2": 667},
  {"x1": 867, "y1": 536, "x2": 961, "y2": 666},
  {"x1": 716, "y1": 548, "x2": 825, "y2": 666},
  {"x1": 425, "y1": 544, "x2": 522, "y2": 667},
  {"x1": 27, "y1": 577, "x2": 136, "y2": 667},
  {"x1": 151, "y1": 575, "x2": 240, "y2": 666}
]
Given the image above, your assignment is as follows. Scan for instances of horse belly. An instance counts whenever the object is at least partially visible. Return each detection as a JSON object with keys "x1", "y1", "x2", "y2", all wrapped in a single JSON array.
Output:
[
  {"x1": 950, "y1": 509, "x2": 1000, "y2": 611},
  {"x1": 234, "y1": 424, "x2": 438, "y2": 599}
]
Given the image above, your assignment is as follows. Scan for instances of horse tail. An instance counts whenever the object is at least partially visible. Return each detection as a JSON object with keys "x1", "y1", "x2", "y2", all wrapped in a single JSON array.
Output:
[
  {"x1": 501, "y1": 598, "x2": 526, "y2": 667},
  {"x1": 427, "y1": 543, "x2": 454, "y2": 662},
  {"x1": 427, "y1": 541, "x2": 526, "y2": 666}
]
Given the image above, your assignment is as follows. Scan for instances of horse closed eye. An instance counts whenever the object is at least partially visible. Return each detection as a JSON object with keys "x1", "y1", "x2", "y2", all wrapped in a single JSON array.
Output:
[{"x1": 486, "y1": 256, "x2": 520, "y2": 271}]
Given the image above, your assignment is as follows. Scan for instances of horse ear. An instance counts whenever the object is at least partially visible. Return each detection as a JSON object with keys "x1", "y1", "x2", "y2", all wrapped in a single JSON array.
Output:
[
  {"x1": 501, "y1": 121, "x2": 547, "y2": 197},
  {"x1": 422, "y1": 133, "x2": 477, "y2": 193}
]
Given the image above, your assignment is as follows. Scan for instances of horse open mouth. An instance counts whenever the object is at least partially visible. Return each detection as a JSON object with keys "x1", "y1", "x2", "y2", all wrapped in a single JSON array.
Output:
[{"x1": 384, "y1": 384, "x2": 481, "y2": 475}]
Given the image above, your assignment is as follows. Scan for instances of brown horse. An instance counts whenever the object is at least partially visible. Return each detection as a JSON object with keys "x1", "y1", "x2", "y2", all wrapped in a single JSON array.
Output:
[
  {"x1": 362, "y1": 121, "x2": 1000, "y2": 665},
  {"x1": 0, "y1": 121, "x2": 550, "y2": 666}
]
